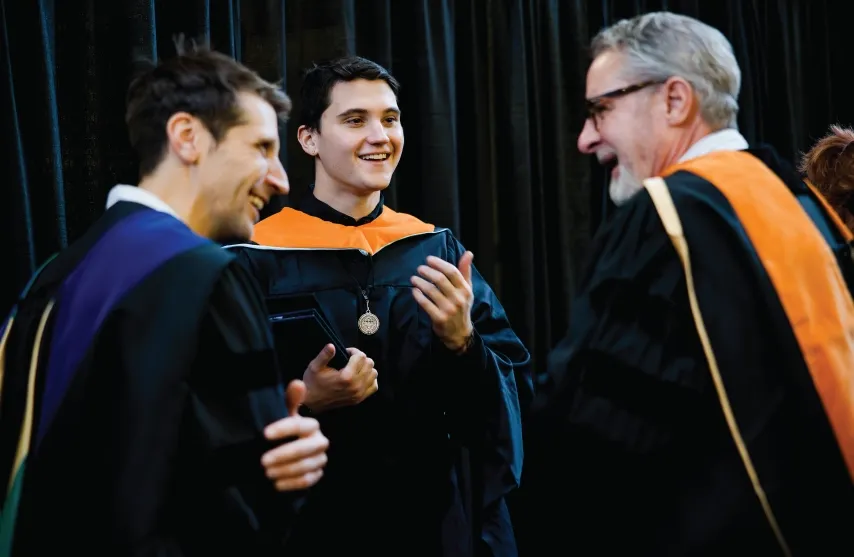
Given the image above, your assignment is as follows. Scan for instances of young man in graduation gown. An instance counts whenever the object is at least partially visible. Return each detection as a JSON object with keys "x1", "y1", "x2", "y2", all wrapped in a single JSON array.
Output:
[
  {"x1": 226, "y1": 57, "x2": 531, "y2": 556},
  {"x1": 0, "y1": 44, "x2": 330, "y2": 556},
  {"x1": 523, "y1": 12, "x2": 854, "y2": 557}
]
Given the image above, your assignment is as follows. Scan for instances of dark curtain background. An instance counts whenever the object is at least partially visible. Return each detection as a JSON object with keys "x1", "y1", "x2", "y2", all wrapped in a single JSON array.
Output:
[
  {"x1": 2, "y1": 0, "x2": 853, "y2": 553},
  {"x1": 2, "y1": 0, "x2": 852, "y2": 389}
]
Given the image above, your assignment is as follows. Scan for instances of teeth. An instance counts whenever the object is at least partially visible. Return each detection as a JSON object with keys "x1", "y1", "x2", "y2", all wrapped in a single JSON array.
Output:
[
  {"x1": 360, "y1": 153, "x2": 389, "y2": 160},
  {"x1": 249, "y1": 194, "x2": 265, "y2": 210}
]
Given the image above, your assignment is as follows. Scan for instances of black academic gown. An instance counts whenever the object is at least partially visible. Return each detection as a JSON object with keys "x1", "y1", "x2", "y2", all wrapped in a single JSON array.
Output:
[
  {"x1": 523, "y1": 147, "x2": 854, "y2": 556},
  {"x1": 0, "y1": 201, "x2": 305, "y2": 556},
  {"x1": 228, "y1": 192, "x2": 531, "y2": 557}
]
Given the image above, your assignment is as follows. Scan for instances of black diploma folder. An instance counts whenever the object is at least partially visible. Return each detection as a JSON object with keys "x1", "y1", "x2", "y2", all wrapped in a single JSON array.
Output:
[{"x1": 267, "y1": 294, "x2": 350, "y2": 380}]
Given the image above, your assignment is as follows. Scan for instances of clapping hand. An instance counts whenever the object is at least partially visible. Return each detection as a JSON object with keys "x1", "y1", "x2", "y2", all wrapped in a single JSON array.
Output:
[{"x1": 411, "y1": 252, "x2": 475, "y2": 352}]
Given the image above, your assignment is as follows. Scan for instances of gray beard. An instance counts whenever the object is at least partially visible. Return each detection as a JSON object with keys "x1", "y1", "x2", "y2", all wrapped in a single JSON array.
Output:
[{"x1": 608, "y1": 165, "x2": 644, "y2": 206}]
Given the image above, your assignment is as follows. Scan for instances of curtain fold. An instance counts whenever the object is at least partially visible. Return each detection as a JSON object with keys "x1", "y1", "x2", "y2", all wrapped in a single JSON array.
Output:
[
  {"x1": 2, "y1": 0, "x2": 849, "y2": 382},
  {"x1": 1, "y1": 0, "x2": 36, "y2": 290}
]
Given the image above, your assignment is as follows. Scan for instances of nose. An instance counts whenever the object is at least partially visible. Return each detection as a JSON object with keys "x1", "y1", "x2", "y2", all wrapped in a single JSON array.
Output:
[
  {"x1": 365, "y1": 119, "x2": 390, "y2": 144},
  {"x1": 577, "y1": 118, "x2": 601, "y2": 154},
  {"x1": 266, "y1": 157, "x2": 290, "y2": 195}
]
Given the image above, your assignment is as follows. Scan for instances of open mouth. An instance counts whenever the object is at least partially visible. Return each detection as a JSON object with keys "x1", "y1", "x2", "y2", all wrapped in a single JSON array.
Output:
[
  {"x1": 599, "y1": 153, "x2": 619, "y2": 178},
  {"x1": 599, "y1": 152, "x2": 617, "y2": 169},
  {"x1": 359, "y1": 153, "x2": 391, "y2": 161}
]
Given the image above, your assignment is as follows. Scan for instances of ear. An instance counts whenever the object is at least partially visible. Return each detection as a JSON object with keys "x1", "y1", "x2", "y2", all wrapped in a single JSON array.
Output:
[
  {"x1": 662, "y1": 77, "x2": 696, "y2": 126},
  {"x1": 166, "y1": 112, "x2": 202, "y2": 165},
  {"x1": 297, "y1": 125, "x2": 318, "y2": 157}
]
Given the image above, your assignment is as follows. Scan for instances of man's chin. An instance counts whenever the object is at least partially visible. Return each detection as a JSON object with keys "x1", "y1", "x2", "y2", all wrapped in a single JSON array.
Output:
[
  {"x1": 210, "y1": 224, "x2": 253, "y2": 246},
  {"x1": 608, "y1": 178, "x2": 643, "y2": 206},
  {"x1": 359, "y1": 179, "x2": 392, "y2": 192}
]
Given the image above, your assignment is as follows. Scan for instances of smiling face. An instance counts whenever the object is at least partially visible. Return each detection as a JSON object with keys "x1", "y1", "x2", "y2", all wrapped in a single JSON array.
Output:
[
  {"x1": 194, "y1": 92, "x2": 289, "y2": 242},
  {"x1": 577, "y1": 50, "x2": 663, "y2": 205},
  {"x1": 298, "y1": 78, "x2": 403, "y2": 195}
]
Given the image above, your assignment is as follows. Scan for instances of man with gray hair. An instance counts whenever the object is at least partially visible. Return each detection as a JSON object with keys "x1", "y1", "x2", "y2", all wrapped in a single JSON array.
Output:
[{"x1": 524, "y1": 11, "x2": 854, "y2": 556}]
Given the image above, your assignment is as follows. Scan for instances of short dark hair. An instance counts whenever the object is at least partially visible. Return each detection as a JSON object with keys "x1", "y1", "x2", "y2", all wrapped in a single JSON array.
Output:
[
  {"x1": 299, "y1": 56, "x2": 400, "y2": 132},
  {"x1": 125, "y1": 36, "x2": 292, "y2": 178}
]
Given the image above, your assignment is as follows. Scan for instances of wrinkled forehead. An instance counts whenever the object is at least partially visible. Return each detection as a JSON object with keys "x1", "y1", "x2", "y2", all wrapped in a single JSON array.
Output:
[{"x1": 585, "y1": 50, "x2": 632, "y2": 99}]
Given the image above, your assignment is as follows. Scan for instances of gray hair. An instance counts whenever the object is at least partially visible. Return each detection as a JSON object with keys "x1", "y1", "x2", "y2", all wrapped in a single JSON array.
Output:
[{"x1": 591, "y1": 12, "x2": 741, "y2": 130}]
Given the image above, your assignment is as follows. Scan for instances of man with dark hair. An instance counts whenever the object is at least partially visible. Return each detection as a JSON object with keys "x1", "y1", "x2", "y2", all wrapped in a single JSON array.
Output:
[
  {"x1": 226, "y1": 56, "x2": 531, "y2": 556},
  {"x1": 0, "y1": 42, "x2": 330, "y2": 556}
]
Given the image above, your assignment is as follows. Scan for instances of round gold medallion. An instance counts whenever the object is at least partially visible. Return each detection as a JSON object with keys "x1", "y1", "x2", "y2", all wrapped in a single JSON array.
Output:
[{"x1": 358, "y1": 311, "x2": 380, "y2": 335}]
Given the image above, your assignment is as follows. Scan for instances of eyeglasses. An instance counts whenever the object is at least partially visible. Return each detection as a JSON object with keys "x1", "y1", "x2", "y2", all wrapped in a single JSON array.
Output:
[{"x1": 585, "y1": 79, "x2": 667, "y2": 130}]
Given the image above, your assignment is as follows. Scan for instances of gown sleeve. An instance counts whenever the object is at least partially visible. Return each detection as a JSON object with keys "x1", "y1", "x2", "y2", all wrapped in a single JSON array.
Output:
[
  {"x1": 535, "y1": 188, "x2": 711, "y2": 450},
  {"x1": 175, "y1": 258, "x2": 308, "y2": 554},
  {"x1": 434, "y1": 235, "x2": 532, "y2": 555},
  {"x1": 521, "y1": 186, "x2": 714, "y2": 553}
]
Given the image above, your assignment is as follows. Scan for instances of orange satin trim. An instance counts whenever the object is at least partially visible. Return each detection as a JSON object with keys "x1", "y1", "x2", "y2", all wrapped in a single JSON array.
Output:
[
  {"x1": 663, "y1": 150, "x2": 854, "y2": 481},
  {"x1": 252, "y1": 206, "x2": 435, "y2": 254}
]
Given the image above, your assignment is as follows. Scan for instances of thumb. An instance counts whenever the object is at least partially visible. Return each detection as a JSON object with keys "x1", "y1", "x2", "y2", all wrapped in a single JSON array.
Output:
[
  {"x1": 285, "y1": 379, "x2": 307, "y2": 416},
  {"x1": 308, "y1": 343, "x2": 336, "y2": 372},
  {"x1": 458, "y1": 251, "x2": 474, "y2": 284}
]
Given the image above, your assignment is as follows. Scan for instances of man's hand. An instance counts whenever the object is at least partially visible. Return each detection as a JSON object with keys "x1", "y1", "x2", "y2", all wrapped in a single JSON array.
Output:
[
  {"x1": 262, "y1": 379, "x2": 330, "y2": 491},
  {"x1": 411, "y1": 251, "x2": 475, "y2": 352},
  {"x1": 301, "y1": 345, "x2": 378, "y2": 413}
]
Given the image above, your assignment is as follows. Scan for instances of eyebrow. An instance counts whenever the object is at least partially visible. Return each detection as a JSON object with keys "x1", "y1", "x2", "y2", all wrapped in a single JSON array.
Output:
[
  {"x1": 256, "y1": 135, "x2": 279, "y2": 148},
  {"x1": 336, "y1": 107, "x2": 401, "y2": 119}
]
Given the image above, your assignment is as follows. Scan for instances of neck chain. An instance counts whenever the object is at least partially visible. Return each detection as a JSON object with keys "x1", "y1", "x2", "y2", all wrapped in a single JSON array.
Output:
[
  {"x1": 338, "y1": 253, "x2": 380, "y2": 335},
  {"x1": 356, "y1": 288, "x2": 380, "y2": 335}
]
